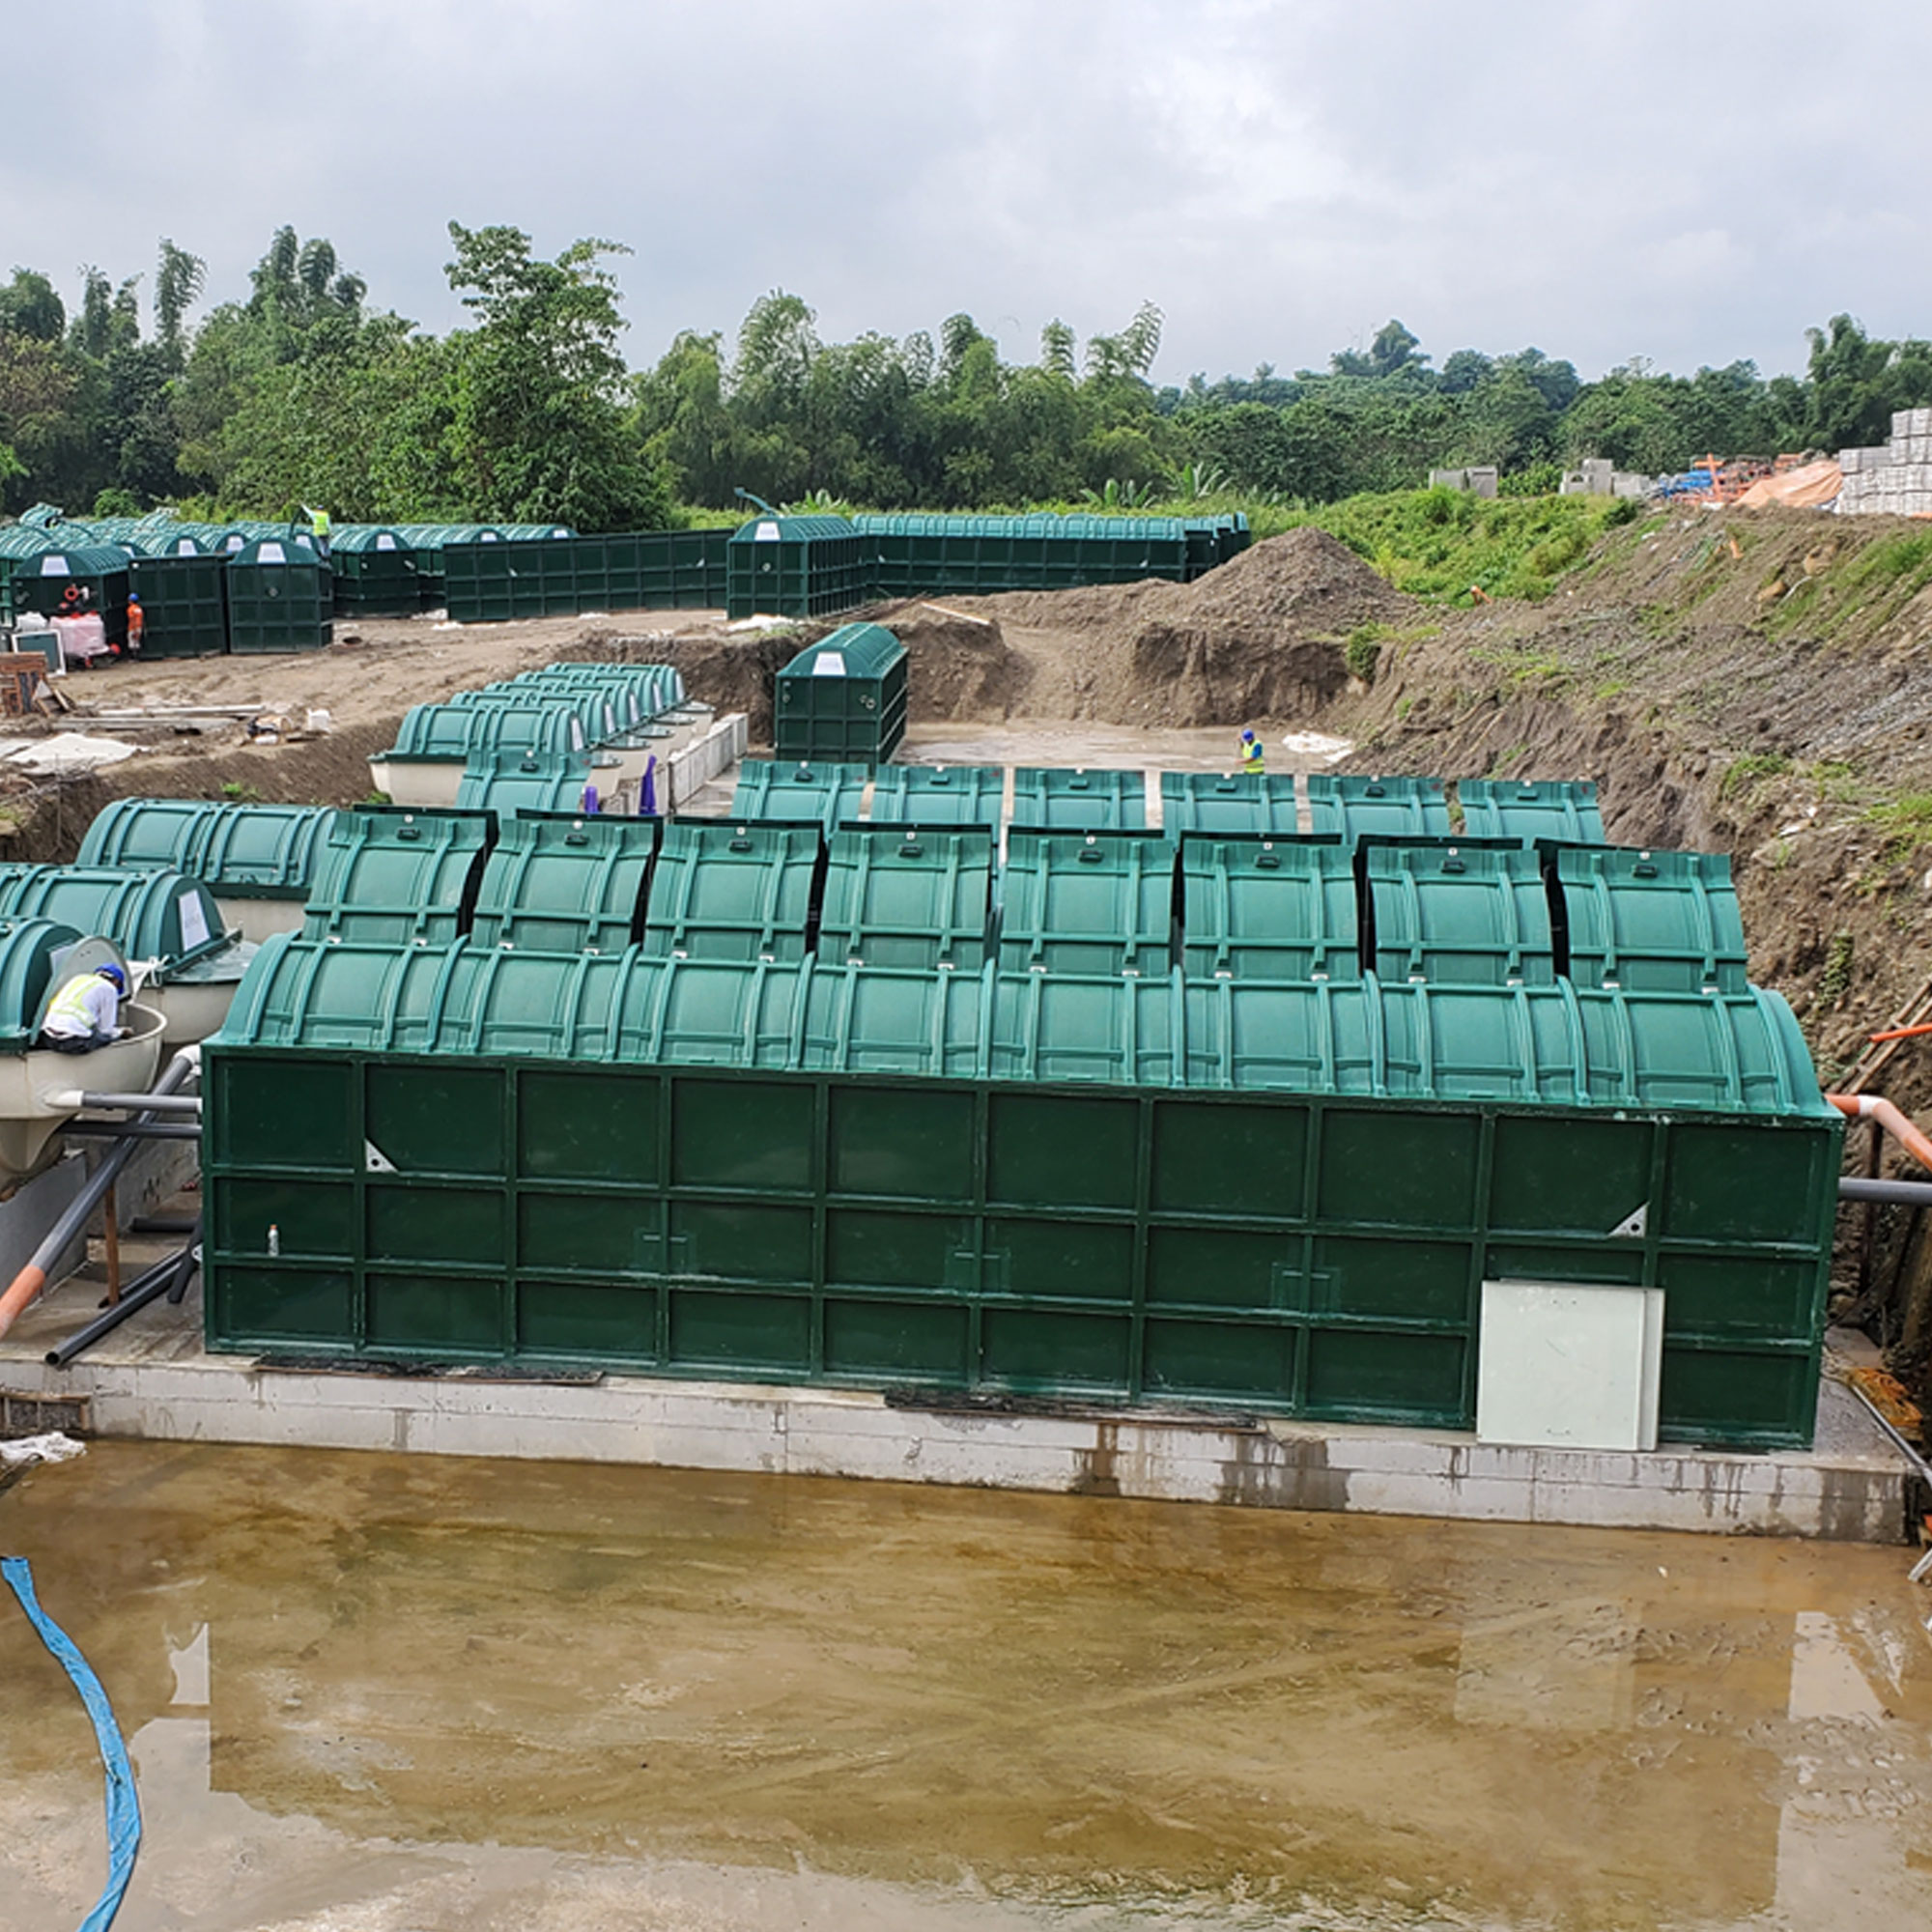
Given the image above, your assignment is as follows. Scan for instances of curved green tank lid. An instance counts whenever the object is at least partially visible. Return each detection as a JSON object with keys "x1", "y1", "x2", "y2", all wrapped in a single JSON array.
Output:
[
  {"x1": 75, "y1": 799, "x2": 335, "y2": 899},
  {"x1": 0, "y1": 918, "x2": 84, "y2": 1053},
  {"x1": 302, "y1": 808, "x2": 495, "y2": 947},
  {"x1": 469, "y1": 811, "x2": 657, "y2": 955},
  {"x1": 0, "y1": 867, "x2": 228, "y2": 976},
  {"x1": 454, "y1": 756, "x2": 594, "y2": 821},
  {"x1": 389, "y1": 700, "x2": 586, "y2": 762}
]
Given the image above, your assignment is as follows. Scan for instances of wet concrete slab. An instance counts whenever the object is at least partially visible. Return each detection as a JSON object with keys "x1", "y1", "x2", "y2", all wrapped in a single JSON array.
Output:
[
  {"x1": 0, "y1": 1273, "x2": 1913, "y2": 1544},
  {"x1": 1, "y1": 1439, "x2": 1929, "y2": 1931}
]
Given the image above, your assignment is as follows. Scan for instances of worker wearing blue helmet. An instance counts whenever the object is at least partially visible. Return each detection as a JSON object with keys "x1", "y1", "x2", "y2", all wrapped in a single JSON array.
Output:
[
  {"x1": 41, "y1": 962, "x2": 130, "y2": 1054},
  {"x1": 1238, "y1": 728, "x2": 1264, "y2": 776}
]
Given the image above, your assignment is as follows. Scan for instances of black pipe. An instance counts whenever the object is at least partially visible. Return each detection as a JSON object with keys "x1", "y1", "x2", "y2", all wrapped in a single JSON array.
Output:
[
  {"x1": 1839, "y1": 1177, "x2": 1932, "y2": 1208},
  {"x1": 43, "y1": 1251, "x2": 188, "y2": 1368},
  {"x1": 165, "y1": 1220, "x2": 203, "y2": 1307},
  {"x1": 58, "y1": 1121, "x2": 202, "y2": 1142}
]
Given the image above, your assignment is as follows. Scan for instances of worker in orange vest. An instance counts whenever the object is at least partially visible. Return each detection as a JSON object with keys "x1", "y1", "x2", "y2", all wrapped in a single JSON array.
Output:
[{"x1": 124, "y1": 592, "x2": 144, "y2": 656}]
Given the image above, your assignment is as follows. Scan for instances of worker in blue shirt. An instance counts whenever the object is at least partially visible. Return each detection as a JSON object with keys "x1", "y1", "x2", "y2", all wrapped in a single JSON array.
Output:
[{"x1": 1238, "y1": 728, "x2": 1264, "y2": 776}]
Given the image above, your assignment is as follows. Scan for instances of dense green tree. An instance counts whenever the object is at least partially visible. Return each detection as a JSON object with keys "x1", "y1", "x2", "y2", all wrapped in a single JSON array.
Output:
[
  {"x1": 441, "y1": 221, "x2": 671, "y2": 530},
  {"x1": 0, "y1": 270, "x2": 64, "y2": 343}
]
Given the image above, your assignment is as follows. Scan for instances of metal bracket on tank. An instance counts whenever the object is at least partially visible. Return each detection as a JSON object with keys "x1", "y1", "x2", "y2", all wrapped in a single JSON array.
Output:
[
  {"x1": 1606, "y1": 1204, "x2": 1648, "y2": 1239},
  {"x1": 364, "y1": 1141, "x2": 397, "y2": 1174}
]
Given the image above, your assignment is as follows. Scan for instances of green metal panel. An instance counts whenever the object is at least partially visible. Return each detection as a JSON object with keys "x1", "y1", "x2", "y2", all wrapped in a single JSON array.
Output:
[
  {"x1": 852, "y1": 512, "x2": 1195, "y2": 598},
  {"x1": 327, "y1": 527, "x2": 420, "y2": 616},
  {"x1": 1365, "y1": 842, "x2": 1556, "y2": 985},
  {"x1": 454, "y1": 753, "x2": 593, "y2": 820},
  {"x1": 730, "y1": 759, "x2": 870, "y2": 831},
  {"x1": 469, "y1": 810, "x2": 657, "y2": 954},
  {"x1": 302, "y1": 807, "x2": 494, "y2": 946},
  {"x1": 819, "y1": 824, "x2": 994, "y2": 969},
  {"x1": 772, "y1": 624, "x2": 908, "y2": 768},
  {"x1": 867, "y1": 764, "x2": 1005, "y2": 830},
  {"x1": 999, "y1": 830, "x2": 1174, "y2": 976},
  {"x1": 224, "y1": 536, "x2": 331, "y2": 652},
  {"x1": 0, "y1": 867, "x2": 228, "y2": 974},
  {"x1": 1555, "y1": 847, "x2": 1749, "y2": 993},
  {"x1": 1159, "y1": 770, "x2": 1300, "y2": 835},
  {"x1": 641, "y1": 818, "x2": 820, "y2": 962},
  {"x1": 1303, "y1": 774, "x2": 1452, "y2": 842},
  {"x1": 203, "y1": 1030, "x2": 1840, "y2": 1445},
  {"x1": 0, "y1": 918, "x2": 83, "y2": 1052},
  {"x1": 1458, "y1": 778, "x2": 1606, "y2": 844},
  {"x1": 127, "y1": 554, "x2": 227, "y2": 657},
  {"x1": 1010, "y1": 768, "x2": 1147, "y2": 830},
  {"x1": 441, "y1": 531, "x2": 724, "y2": 622},
  {"x1": 1179, "y1": 835, "x2": 1357, "y2": 981},
  {"x1": 725, "y1": 515, "x2": 870, "y2": 621}
]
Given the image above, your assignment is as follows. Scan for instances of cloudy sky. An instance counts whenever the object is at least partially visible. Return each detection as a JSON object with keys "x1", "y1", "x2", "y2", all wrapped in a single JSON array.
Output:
[{"x1": 5, "y1": 1, "x2": 1928, "y2": 385}]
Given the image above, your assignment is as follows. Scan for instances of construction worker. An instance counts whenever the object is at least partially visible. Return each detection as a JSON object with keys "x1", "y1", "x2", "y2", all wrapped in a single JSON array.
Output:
[
  {"x1": 1239, "y1": 728, "x2": 1265, "y2": 777},
  {"x1": 123, "y1": 592, "x2": 144, "y2": 656},
  {"x1": 40, "y1": 963, "x2": 129, "y2": 1054}
]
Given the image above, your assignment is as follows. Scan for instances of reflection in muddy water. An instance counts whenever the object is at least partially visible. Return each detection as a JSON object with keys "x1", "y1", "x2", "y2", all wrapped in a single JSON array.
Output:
[{"x1": 1, "y1": 1441, "x2": 1929, "y2": 1930}]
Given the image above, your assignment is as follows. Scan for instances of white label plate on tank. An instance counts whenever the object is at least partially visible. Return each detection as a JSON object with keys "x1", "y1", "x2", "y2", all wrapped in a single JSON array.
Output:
[
  {"x1": 1477, "y1": 1279, "x2": 1663, "y2": 1452},
  {"x1": 178, "y1": 892, "x2": 210, "y2": 952}
]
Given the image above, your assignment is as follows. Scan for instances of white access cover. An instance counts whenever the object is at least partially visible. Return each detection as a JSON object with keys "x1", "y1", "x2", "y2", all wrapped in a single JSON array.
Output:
[{"x1": 1476, "y1": 1279, "x2": 1664, "y2": 1453}]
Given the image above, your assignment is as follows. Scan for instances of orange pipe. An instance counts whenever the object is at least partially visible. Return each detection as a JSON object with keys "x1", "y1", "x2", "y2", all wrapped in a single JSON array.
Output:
[
  {"x1": 0, "y1": 1264, "x2": 48, "y2": 1342},
  {"x1": 1828, "y1": 1094, "x2": 1932, "y2": 1177},
  {"x1": 1869, "y1": 1023, "x2": 1932, "y2": 1043}
]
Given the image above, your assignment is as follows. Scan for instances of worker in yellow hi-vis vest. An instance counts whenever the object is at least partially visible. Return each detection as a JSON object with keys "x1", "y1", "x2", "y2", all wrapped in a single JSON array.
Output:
[
  {"x1": 1238, "y1": 728, "x2": 1264, "y2": 776},
  {"x1": 40, "y1": 963, "x2": 129, "y2": 1054}
]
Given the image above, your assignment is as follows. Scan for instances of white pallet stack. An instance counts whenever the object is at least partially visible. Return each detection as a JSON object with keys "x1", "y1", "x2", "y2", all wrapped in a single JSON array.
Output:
[{"x1": 1836, "y1": 411, "x2": 1932, "y2": 516}]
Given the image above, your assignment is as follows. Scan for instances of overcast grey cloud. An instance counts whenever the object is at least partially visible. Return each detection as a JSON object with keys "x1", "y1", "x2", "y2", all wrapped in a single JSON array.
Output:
[{"x1": 4, "y1": 0, "x2": 1928, "y2": 384}]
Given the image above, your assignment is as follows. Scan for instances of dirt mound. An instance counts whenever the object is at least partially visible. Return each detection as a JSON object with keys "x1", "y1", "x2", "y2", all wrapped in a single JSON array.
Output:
[{"x1": 980, "y1": 527, "x2": 1418, "y2": 727}]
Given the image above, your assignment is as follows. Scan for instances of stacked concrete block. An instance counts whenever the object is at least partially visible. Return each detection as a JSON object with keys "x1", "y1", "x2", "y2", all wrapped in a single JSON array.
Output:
[
  {"x1": 1561, "y1": 461, "x2": 1652, "y2": 498},
  {"x1": 1834, "y1": 415, "x2": 1932, "y2": 516},
  {"x1": 1429, "y1": 466, "x2": 1499, "y2": 499}
]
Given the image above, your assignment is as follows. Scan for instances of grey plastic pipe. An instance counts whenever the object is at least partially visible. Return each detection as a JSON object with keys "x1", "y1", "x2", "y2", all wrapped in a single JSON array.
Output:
[
  {"x1": 1839, "y1": 1177, "x2": 1932, "y2": 1208},
  {"x1": 0, "y1": 1047, "x2": 199, "y2": 1342}
]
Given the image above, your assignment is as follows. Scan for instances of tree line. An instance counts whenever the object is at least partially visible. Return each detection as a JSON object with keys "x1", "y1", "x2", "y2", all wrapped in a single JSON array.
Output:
[{"x1": 5, "y1": 226, "x2": 1932, "y2": 532}]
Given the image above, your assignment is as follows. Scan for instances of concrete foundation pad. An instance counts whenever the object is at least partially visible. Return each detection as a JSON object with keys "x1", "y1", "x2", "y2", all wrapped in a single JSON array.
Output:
[{"x1": 0, "y1": 1280, "x2": 1914, "y2": 1542}]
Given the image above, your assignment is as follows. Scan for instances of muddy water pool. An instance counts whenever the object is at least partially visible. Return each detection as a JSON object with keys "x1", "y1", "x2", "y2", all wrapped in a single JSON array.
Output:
[{"x1": 1, "y1": 1440, "x2": 1928, "y2": 1930}]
